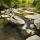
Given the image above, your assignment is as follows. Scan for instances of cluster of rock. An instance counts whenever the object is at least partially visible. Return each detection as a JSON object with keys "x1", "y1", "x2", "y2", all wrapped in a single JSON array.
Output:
[
  {"x1": 0, "y1": 8, "x2": 40, "y2": 40},
  {"x1": 0, "y1": 8, "x2": 40, "y2": 29},
  {"x1": 0, "y1": 8, "x2": 34, "y2": 24},
  {"x1": 25, "y1": 14, "x2": 40, "y2": 29}
]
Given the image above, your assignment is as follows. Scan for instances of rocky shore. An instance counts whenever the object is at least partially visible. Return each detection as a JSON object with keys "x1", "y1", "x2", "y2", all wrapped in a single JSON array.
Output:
[{"x1": 0, "y1": 8, "x2": 40, "y2": 40}]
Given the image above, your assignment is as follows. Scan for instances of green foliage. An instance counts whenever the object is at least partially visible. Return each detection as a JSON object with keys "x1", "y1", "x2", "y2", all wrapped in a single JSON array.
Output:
[
  {"x1": 36, "y1": 1, "x2": 40, "y2": 10},
  {"x1": 21, "y1": 0, "x2": 33, "y2": 7},
  {"x1": 10, "y1": 0, "x2": 15, "y2": 7},
  {"x1": 0, "y1": 0, "x2": 9, "y2": 8},
  {"x1": 12, "y1": 0, "x2": 22, "y2": 8},
  {"x1": 0, "y1": 0, "x2": 40, "y2": 10},
  {"x1": 32, "y1": 0, "x2": 40, "y2": 10},
  {"x1": 0, "y1": 19, "x2": 4, "y2": 28},
  {"x1": 0, "y1": 0, "x2": 33, "y2": 9}
]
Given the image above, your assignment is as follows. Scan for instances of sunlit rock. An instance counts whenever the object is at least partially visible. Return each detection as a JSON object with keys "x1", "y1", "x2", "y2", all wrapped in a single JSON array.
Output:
[
  {"x1": 24, "y1": 10, "x2": 34, "y2": 14},
  {"x1": 25, "y1": 15, "x2": 35, "y2": 19},
  {"x1": 26, "y1": 29, "x2": 35, "y2": 35},
  {"x1": 26, "y1": 35, "x2": 40, "y2": 40},
  {"x1": 9, "y1": 15, "x2": 25, "y2": 24},
  {"x1": 25, "y1": 14, "x2": 40, "y2": 19},
  {"x1": 7, "y1": 18, "x2": 10, "y2": 21},
  {"x1": 1, "y1": 15, "x2": 10, "y2": 18},
  {"x1": 1, "y1": 11, "x2": 5, "y2": 14}
]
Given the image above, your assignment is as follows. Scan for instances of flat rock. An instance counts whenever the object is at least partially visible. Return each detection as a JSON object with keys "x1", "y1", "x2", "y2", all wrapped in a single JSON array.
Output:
[{"x1": 25, "y1": 14, "x2": 40, "y2": 19}]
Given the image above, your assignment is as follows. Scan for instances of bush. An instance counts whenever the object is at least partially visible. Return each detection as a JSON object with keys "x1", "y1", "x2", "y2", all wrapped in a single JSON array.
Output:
[
  {"x1": 36, "y1": 1, "x2": 40, "y2": 10},
  {"x1": 0, "y1": 0, "x2": 33, "y2": 9},
  {"x1": 32, "y1": 0, "x2": 40, "y2": 10}
]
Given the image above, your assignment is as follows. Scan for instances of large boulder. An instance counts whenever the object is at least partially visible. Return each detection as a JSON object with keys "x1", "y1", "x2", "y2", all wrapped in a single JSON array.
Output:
[
  {"x1": 9, "y1": 15, "x2": 25, "y2": 24},
  {"x1": 26, "y1": 35, "x2": 40, "y2": 40}
]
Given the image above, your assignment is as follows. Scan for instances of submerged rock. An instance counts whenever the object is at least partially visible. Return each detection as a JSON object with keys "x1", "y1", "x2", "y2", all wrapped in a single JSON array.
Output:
[{"x1": 30, "y1": 24, "x2": 35, "y2": 29}]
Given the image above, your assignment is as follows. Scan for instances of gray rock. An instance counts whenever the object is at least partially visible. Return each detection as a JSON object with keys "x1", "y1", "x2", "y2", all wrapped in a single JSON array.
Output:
[
  {"x1": 9, "y1": 15, "x2": 25, "y2": 24},
  {"x1": 25, "y1": 14, "x2": 40, "y2": 19},
  {"x1": 12, "y1": 8, "x2": 20, "y2": 13},
  {"x1": 34, "y1": 18, "x2": 40, "y2": 29},
  {"x1": 26, "y1": 35, "x2": 40, "y2": 40},
  {"x1": 5, "y1": 9, "x2": 10, "y2": 14},
  {"x1": 30, "y1": 24, "x2": 35, "y2": 29}
]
